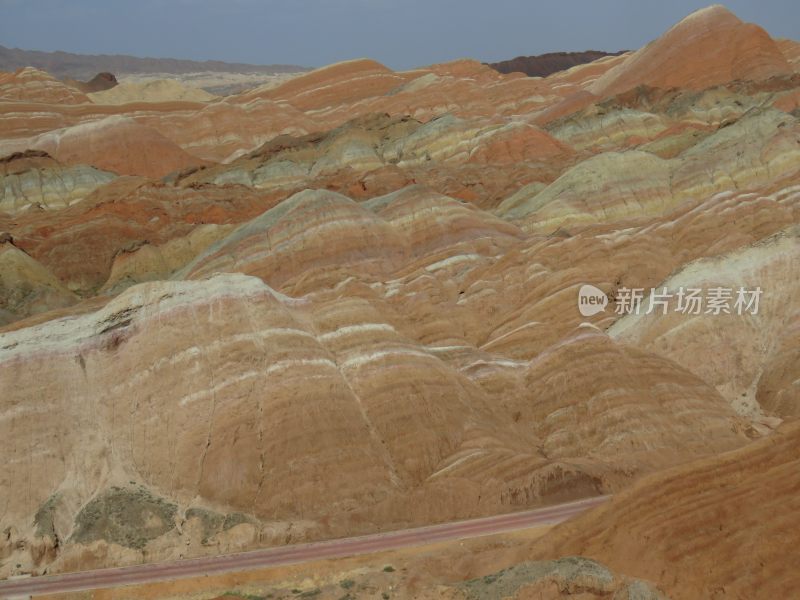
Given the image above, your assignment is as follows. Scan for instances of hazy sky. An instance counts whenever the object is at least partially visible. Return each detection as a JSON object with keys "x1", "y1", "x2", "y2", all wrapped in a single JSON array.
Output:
[{"x1": 0, "y1": 0, "x2": 797, "y2": 70}]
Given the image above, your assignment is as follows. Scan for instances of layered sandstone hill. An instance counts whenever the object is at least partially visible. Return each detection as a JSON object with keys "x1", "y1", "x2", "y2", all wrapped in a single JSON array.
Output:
[
  {"x1": 529, "y1": 419, "x2": 800, "y2": 600},
  {"x1": 0, "y1": 149, "x2": 116, "y2": 213},
  {"x1": 1, "y1": 177, "x2": 278, "y2": 294},
  {"x1": 228, "y1": 420, "x2": 794, "y2": 600},
  {"x1": 175, "y1": 113, "x2": 574, "y2": 208},
  {"x1": 1, "y1": 170, "x2": 797, "y2": 574},
  {"x1": 0, "y1": 239, "x2": 78, "y2": 325},
  {"x1": 0, "y1": 67, "x2": 90, "y2": 104},
  {"x1": 589, "y1": 5, "x2": 792, "y2": 96},
  {"x1": 0, "y1": 3, "x2": 798, "y2": 588},
  {"x1": 88, "y1": 79, "x2": 217, "y2": 105},
  {"x1": 499, "y1": 108, "x2": 800, "y2": 231},
  {"x1": 0, "y1": 7, "x2": 792, "y2": 176},
  {"x1": 610, "y1": 225, "x2": 800, "y2": 419},
  {"x1": 0, "y1": 116, "x2": 209, "y2": 179},
  {"x1": 0, "y1": 272, "x2": 749, "y2": 575}
]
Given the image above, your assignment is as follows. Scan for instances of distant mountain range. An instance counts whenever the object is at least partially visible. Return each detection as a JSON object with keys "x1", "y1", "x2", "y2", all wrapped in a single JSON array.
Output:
[
  {"x1": 488, "y1": 50, "x2": 627, "y2": 77},
  {"x1": 0, "y1": 44, "x2": 629, "y2": 83},
  {"x1": 0, "y1": 45, "x2": 309, "y2": 79}
]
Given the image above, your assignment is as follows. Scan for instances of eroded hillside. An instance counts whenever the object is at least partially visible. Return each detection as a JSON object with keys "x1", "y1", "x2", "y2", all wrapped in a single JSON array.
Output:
[{"x1": 0, "y1": 6, "x2": 797, "y2": 593}]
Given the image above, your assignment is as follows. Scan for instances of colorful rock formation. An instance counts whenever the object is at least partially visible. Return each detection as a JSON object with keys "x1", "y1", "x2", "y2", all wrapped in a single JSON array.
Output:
[{"x1": 0, "y1": 5, "x2": 797, "y2": 592}]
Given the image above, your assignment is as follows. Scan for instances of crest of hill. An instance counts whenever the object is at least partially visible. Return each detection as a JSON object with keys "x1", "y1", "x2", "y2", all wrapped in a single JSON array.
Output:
[
  {"x1": 0, "y1": 67, "x2": 89, "y2": 104},
  {"x1": 3, "y1": 116, "x2": 210, "y2": 178},
  {"x1": 88, "y1": 79, "x2": 217, "y2": 104},
  {"x1": 248, "y1": 58, "x2": 405, "y2": 109},
  {"x1": 590, "y1": 5, "x2": 792, "y2": 97}
]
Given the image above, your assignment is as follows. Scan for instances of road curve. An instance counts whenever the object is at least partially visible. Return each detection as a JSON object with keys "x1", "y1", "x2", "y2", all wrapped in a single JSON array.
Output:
[{"x1": 0, "y1": 495, "x2": 609, "y2": 598}]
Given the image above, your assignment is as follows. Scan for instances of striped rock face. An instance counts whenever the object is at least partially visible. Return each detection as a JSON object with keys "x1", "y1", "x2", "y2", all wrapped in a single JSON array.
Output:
[
  {"x1": 0, "y1": 150, "x2": 116, "y2": 214},
  {"x1": 0, "y1": 273, "x2": 747, "y2": 574},
  {"x1": 0, "y1": 3, "x2": 798, "y2": 584},
  {"x1": 533, "y1": 420, "x2": 800, "y2": 600},
  {"x1": 0, "y1": 67, "x2": 90, "y2": 104},
  {"x1": 588, "y1": 6, "x2": 792, "y2": 97}
]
